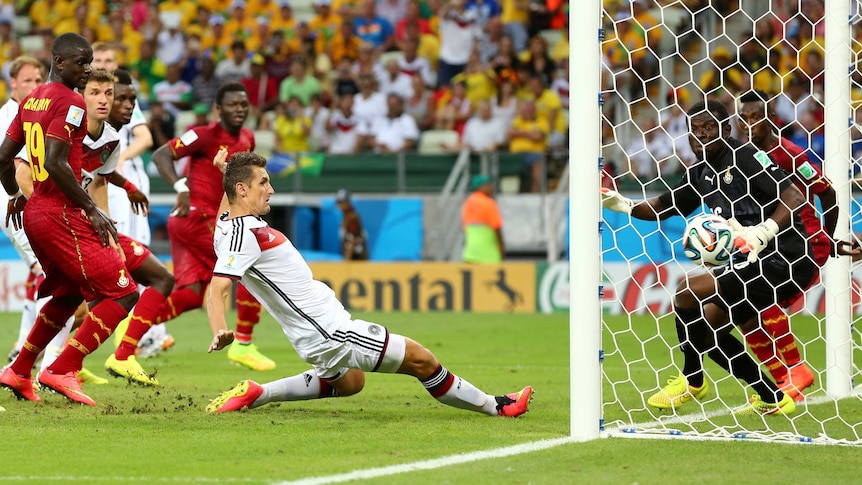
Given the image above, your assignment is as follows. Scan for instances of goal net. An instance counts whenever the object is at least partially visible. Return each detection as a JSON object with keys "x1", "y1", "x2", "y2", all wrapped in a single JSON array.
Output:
[{"x1": 591, "y1": 0, "x2": 862, "y2": 445}]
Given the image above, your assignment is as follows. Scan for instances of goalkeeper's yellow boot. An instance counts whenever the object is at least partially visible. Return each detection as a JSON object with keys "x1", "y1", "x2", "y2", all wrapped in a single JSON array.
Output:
[
  {"x1": 735, "y1": 393, "x2": 795, "y2": 416},
  {"x1": 647, "y1": 375, "x2": 708, "y2": 410},
  {"x1": 227, "y1": 342, "x2": 276, "y2": 371},
  {"x1": 112, "y1": 315, "x2": 132, "y2": 349},
  {"x1": 76, "y1": 368, "x2": 108, "y2": 385},
  {"x1": 206, "y1": 380, "x2": 264, "y2": 413},
  {"x1": 105, "y1": 354, "x2": 159, "y2": 386}
]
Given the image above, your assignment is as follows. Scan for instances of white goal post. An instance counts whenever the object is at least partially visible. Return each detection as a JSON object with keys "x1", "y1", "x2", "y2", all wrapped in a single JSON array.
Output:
[{"x1": 574, "y1": 0, "x2": 862, "y2": 445}]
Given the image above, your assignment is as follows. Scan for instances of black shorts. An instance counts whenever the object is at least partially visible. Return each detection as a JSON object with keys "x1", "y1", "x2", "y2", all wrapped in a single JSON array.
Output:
[{"x1": 712, "y1": 253, "x2": 816, "y2": 324}]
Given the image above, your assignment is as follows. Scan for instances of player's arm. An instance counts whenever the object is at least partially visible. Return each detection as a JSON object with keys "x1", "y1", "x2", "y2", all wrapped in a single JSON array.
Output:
[
  {"x1": 817, "y1": 184, "x2": 838, "y2": 237},
  {"x1": 106, "y1": 171, "x2": 149, "y2": 216},
  {"x1": 44, "y1": 137, "x2": 118, "y2": 246},
  {"x1": 116, "y1": 123, "x2": 154, "y2": 171},
  {"x1": 0, "y1": 138, "x2": 26, "y2": 229},
  {"x1": 206, "y1": 275, "x2": 235, "y2": 352},
  {"x1": 601, "y1": 189, "x2": 671, "y2": 221},
  {"x1": 88, "y1": 173, "x2": 109, "y2": 213},
  {"x1": 14, "y1": 159, "x2": 33, "y2": 198},
  {"x1": 151, "y1": 143, "x2": 191, "y2": 217}
]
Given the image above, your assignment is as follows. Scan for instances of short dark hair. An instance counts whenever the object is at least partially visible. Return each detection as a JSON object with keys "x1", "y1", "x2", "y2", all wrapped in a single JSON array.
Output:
[
  {"x1": 224, "y1": 152, "x2": 268, "y2": 203},
  {"x1": 52, "y1": 32, "x2": 90, "y2": 58},
  {"x1": 687, "y1": 100, "x2": 730, "y2": 126},
  {"x1": 738, "y1": 89, "x2": 769, "y2": 105},
  {"x1": 112, "y1": 68, "x2": 133, "y2": 85},
  {"x1": 215, "y1": 81, "x2": 247, "y2": 105}
]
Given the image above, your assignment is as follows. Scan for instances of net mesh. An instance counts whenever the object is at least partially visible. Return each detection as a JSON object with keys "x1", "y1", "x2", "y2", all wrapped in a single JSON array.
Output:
[{"x1": 600, "y1": 0, "x2": 862, "y2": 445}]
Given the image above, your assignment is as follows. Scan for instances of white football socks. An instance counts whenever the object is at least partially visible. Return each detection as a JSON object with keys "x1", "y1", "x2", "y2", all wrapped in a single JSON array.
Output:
[{"x1": 256, "y1": 370, "x2": 335, "y2": 408}]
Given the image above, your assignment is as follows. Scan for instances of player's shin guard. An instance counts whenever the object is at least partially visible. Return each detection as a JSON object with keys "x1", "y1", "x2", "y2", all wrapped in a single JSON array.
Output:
[
  {"x1": 156, "y1": 286, "x2": 204, "y2": 323},
  {"x1": 48, "y1": 299, "x2": 128, "y2": 375},
  {"x1": 762, "y1": 304, "x2": 801, "y2": 367},
  {"x1": 708, "y1": 332, "x2": 783, "y2": 403},
  {"x1": 257, "y1": 370, "x2": 338, "y2": 407},
  {"x1": 10, "y1": 298, "x2": 79, "y2": 377},
  {"x1": 235, "y1": 284, "x2": 261, "y2": 344},
  {"x1": 421, "y1": 364, "x2": 497, "y2": 415},
  {"x1": 116, "y1": 289, "x2": 167, "y2": 360},
  {"x1": 676, "y1": 307, "x2": 707, "y2": 388},
  {"x1": 745, "y1": 325, "x2": 787, "y2": 382}
]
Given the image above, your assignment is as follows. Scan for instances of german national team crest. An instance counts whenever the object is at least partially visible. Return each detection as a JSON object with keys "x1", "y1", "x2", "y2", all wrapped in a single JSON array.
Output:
[
  {"x1": 367, "y1": 324, "x2": 381, "y2": 336},
  {"x1": 101, "y1": 150, "x2": 110, "y2": 163},
  {"x1": 117, "y1": 269, "x2": 130, "y2": 288}
]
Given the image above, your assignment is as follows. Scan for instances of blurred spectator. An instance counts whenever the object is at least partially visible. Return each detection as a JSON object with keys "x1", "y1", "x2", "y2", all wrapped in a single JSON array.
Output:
[
  {"x1": 489, "y1": 33, "x2": 519, "y2": 84},
  {"x1": 305, "y1": 93, "x2": 331, "y2": 151},
  {"x1": 263, "y1": 31, "x2": 293, "y2": 86},
  {"x1": 129, "y1": 40, "x2": 167, "y2": 105},
  {"x1": 461, "y1": 174, "x2": 504, "y2": 264},
  {"x1": 246, "y1": 16, "x2": 275, "y2": 53},
  {"x1": 140, "y1": 2, "x2": 165, "y2": 41},
  {"x1": 159, "y1": 0, "x2": 197, "y2": 29},
  {"x1": 507, "y1": 99, "x2": 548, "y2": 192},
  {"x1": 181, "y1": 27, "x2": 206, "y2": 84},
  {"x1": 519, "y1": 35, "x2": 555, "y2": 86},
  {"x1": 394, "y1": 1, "x2": 431, "y2": 43},
  {"x1": 288, "y1": 22, "x2": 314, "y2": 54},
  {"x1": 309, "y1": 0, "x2": 342, "y2": 56},
  {"x1": 352, "y1": 42, "x2": 384, "y2": 79},
  {"x1": 630, "y1": 0, "x2": 661, "y2": 55},
  {"x1": 272, "y1": 0, "x2": 298, "y2": 33},
  {"x1": 30, "y1": 0, "x2": 74, "y2": 34},
  {"x1": 0, "y1": 18, "x2": 14, "y2": 69},
  {"x1": 376, "y1": 0, "x2": 409, "y2": 34},
  {"x1": 216, "y1": 40, "x2": 252, "y2": 83},
  {"x1": 467, "y1": 0, "x2": 501, "y2": 29},
  {"x1": 202, "y1": 15, "x2": 229, "y2": 60},
  {"x1": 192, "y1": 57, "x2": 221, "y2": 107},
  {"x1": 378, "y1": 59, "x2": 413, "y2": 99},
  {"x1": 625, "y1": 118, "x2": 674, "y2": 180},
  {"x1": 437, "y1": 0, "x2": 480, "y2": 87},
  {"x1": 698, "y1": 46, "x2": 745, "y2": 99},
  {"x1": 550, "y1": 59, "x2": 568, "y2": 110},
  {"x1": 352, "y1": 72, "x2": 388, "y2": 126},
  {"x1": 148, "y1": 102, "x2": 176, "y2": 147},
  {"x1": 279, "y1": 57, "x2": 322, "y2": 106},
  {"x1": 326, "y1": 94, "x2": 363, "y2": 154},
  {"x1": 249, "y1": 0, "x2": 281, "y2": 19},
  {"x1": 274, "y1": 96, "x2": 312, "y2": 154},
  {"x1": 225, "y1": 1, "x2": 256, "y2": 36},
  {"x1": 404, "y1": 73, "x2": 435, "y2": 130},
  {"x1": 774, "y1": 75, "x2": 811, "y2": 132},
  {"x1": 801, "y1": 48, "x2": 824, "y2": 88},
  {"x1": 242, "y1": 54, "x2": 280, "y2": 129},
  {"x1": 298, "y1": 37, "x2": 333, "y2": 89},
  {"x1": 334, "y1": 0, "x2": 363, "y2": 17},
  {"x1": 354, "y1": 0, "x2": 395, "y2": 52},
  {"x1": 153, "y1": 63, "x2": 194, "y2": 117},
  {"x1": 329, "y1": 21, "x2": 363, "y2": 65},
  {"x1": 444, "y1": 100, "x2": 504, "y2": 152},
  {"x1": 404, "y1": 20, "x2": 440, "y2": 71},
  {"x1": 55, "y1": 3, "x2": 93, "y2": 38},
  {"x1": 452, "y1": 53, "x2": 497, "y2": 105},
  {"x1": 521, "y1": 72, "x2": 565, "y2": 147},
  {"x1": 435, "y1": 80, "x2": 473, "y2": 133},
  {"x1": 549, "y1": 24, "x2": 568, "y2": 62},
  {"x1": 156, "y1": 14, "x2": 186, "y2": 66},
  {"x1": 478, "y1": 16, "x2": 505, "y2": 66},
  {"x1": 190, "y1": 103, "x2": 212, "y2": 129},
  {"x1": 492, "y1": 78, "x2": 518, "y2": 128},
  {"x1": 660, "y1": 88, "x2": 697, "y2": 168},
  {"x1": 360, "y1": 93, "x2": 419, "y2": 153},
  {"x1": 501, "y1": 0, "x2": 529, "y2": 52},
  {"x1": 336, "y1": 189, "x2": 369, "y2": 261},
  {"x1": 333, "y1": 57, "x2": 360, "y2": 97},
  {"x1": 397, "y1": 37, "x2": 434, "y2": 87},
  {"x1": 738, "y1": 33, "x2": 775, "y2": 95}
]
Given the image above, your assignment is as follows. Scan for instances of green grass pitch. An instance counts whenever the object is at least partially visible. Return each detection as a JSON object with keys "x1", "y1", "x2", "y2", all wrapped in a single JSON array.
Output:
[{"x1": 1, "y1": 310, "x2": 861, "y2": 484}]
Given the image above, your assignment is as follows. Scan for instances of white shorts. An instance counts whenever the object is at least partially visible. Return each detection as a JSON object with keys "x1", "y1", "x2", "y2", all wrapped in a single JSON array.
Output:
[{"x1": 299, "y1": 319, "x2": 407, "y2": 380}]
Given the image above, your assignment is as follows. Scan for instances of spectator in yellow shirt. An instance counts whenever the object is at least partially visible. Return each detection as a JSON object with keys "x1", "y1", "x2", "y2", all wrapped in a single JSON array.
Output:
[
  {"x1": 272, "y1": 0, "x2": 298, "y2": 34},
  {"x1": 328, "y1": 22, "x2": 363, "y2": 65},
  {"x1": 246, "y1": 17, "x2": 274, "y2": 53},
  {"x1": 202, "y1": 15, "x2": 231, "y2": 61},
  {"x1": 507, "y1": 100, "x2": 549, "y2": 192},
  {"x1": 520, "y1": 73, "x2": 565, "y2": 146},
  {"x1": 274, "y1": 96, "x2": 313, "y2": 154},
  {"x1": 30, "y1": 0, "x2": 74, "y2": 33},
  {"x1": 309, "y1": 0, "x2": 342, "y2": 55},
  {"x1": 451, "y1": 53, "x2": 497, "y2": 105},
  {"x1": 500, "y1": 0, "x2": 528, "y2": 52},
  {"x1": 159, "y1": 0, "x2": 198, "y2": 29},
  {"x1": 225, "y1": 0, "x2": 257, "y2": 38},
  {"x1": 248, "y1": 0, "x2": 281, "y2": 19}
]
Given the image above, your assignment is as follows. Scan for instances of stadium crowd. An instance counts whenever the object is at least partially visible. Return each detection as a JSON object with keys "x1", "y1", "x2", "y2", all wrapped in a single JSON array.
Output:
[{"x1": 0, "y1": 0, "x2": 570, "y2": 192}]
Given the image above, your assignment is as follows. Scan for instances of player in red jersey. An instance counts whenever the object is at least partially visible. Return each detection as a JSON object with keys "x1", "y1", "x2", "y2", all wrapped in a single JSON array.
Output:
[
  {"x1": 736, "y1": 90, "x2": 859, "y2": 400},
  {"x1": 73, "y1": 68, "x2": 174, "y2": 386},
  {"x1": 0, "y1": 33, "x2": 139, "y2": 406},
  {"x1": 152, "y1": 81, "x2": 274, "y2": 371}
]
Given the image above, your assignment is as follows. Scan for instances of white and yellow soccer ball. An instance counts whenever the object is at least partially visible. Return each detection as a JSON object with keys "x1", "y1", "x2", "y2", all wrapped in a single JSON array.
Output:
[{"x1": 682, "y1": 213, "x2": 735, "y2": 266}]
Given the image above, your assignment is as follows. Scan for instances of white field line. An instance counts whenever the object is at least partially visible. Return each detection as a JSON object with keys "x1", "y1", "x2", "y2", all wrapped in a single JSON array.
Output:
[{"x1": 272, "y1": 436, "x2": 578, "y2": 485}]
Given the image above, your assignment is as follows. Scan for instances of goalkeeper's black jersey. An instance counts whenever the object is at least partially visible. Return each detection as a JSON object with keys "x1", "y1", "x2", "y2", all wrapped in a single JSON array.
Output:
[{"x1": 658, "y1": 137, "x2": 810, "y2": 261}]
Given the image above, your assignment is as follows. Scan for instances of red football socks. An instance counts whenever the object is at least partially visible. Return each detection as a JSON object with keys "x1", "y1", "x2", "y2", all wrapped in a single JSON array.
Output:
[
  {"x1": 235, "y1": 284, "x2": 261, "y2": 345},
  {"x1": 49, "y1": 299, "x2": 129, "y2": 375},
  {"x1": 763, "y1": 304, "x2": 801, "y2": 367},
  {"x1": 156, "y1": 286, "x2": 204, "y2": 324},
  {"x1": 116, "y1": 289, "x2": 168, "y2": 360},
  {"x1": 11, "y1": 298, "x2": 78, "y2": 376}
]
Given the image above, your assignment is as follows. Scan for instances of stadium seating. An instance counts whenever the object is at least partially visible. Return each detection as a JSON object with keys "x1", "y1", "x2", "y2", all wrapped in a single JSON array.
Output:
[{"x1": 417, "y1": 130, "x2": 460, "y2": 155}]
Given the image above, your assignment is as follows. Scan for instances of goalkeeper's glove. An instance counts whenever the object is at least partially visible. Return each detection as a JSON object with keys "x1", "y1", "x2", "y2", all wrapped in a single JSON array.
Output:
[
  {"x1": 728, "y1": 218, "x2": 779, "y2": 263},
  {"x1": 600, "y1": 188, "x2": 635, "y2": 214}
]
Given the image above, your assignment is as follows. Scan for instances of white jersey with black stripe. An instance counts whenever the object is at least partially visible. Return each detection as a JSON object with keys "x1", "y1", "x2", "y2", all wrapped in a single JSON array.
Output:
[{"x1": 213, "y1": 212, "x2": 351, "y2": 353}]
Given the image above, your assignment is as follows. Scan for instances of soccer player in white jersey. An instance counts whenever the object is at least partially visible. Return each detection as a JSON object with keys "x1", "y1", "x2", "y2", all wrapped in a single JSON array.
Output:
[
  {"x1": 205, "y1": 152, "x2": 533, "y2": 417},
  {"x1": 0, "y1": 56, "x2": 46, "y2": 362}
]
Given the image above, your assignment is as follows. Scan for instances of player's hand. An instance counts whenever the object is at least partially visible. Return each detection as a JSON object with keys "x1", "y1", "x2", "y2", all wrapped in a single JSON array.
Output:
[
  {"x1": 600, "y1": 188, "x2": 634, "y2": 214},
  {"x1": 212, "y1": 148, "x2": 228, "y2": 174},
  {"x1": 170, "y1": 192, "x2": 191, "y2": 218},
  {"x1": 729, "y1": 218, "x2": 779, "y2": 263},
  {"x1": 127, "y1": 189, "x2": 150, "y2": 216},
  {"x1": 6, "y1": 193, "x2": 26, "y2": 230},
  {"x1": 208, "y1": 329, "x2": 235, "y2": 353},
  {"x1": 833, "y1": 238, "x2": 862, "y2": 258},
  {"x1": 84, "y1": 205, "x2": 118, "y2": 248}
]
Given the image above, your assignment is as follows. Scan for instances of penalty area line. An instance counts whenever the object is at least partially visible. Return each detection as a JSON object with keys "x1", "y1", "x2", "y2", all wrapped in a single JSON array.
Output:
[{"x1": 273, "y1": 436, "x2": 577, "y2": 485}]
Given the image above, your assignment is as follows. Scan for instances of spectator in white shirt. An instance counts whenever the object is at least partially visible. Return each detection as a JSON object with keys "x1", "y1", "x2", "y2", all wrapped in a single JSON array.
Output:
[
  {"x1": 152, "y1": 63, "x2": 193, "y2": 116},
  {"x1": 352, "y1": 73, "x2": 388, "y2": 127},
  {"x1": 625, "y1": 118, "x2": 675, "y2": 180},
  {"x1": 216, "y1": 40, "x2": 252, "y2": 83},
  {"x1": 327, "y1": 94, "x2": 363, "y2": 155},
  {"x1": 360, "y1": 93, "x2": 419, "y2": 153},
  {"x1": 377, "y1": 60, "x2": 414, "y2": 100},
  {"x1": 156, "y1": 13, "x2": 186, "y2": 66},
  {"x1": 443, "y1": 100, "x2": 503, "y2": 152}
]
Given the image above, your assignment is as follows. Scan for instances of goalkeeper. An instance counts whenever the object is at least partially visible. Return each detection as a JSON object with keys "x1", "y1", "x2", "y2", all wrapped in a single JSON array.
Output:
[{"x1": 602, "y1": 100, "x2": 816, "y2": 415}]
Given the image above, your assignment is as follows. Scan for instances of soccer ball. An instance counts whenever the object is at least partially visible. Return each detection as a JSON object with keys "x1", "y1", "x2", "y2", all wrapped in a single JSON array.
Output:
[{"x1": 682, "y1": 214, "x2": 735, "y2": 266}]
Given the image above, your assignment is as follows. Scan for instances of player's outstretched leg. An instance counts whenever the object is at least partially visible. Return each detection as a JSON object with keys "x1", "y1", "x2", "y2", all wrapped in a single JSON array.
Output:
[
  {"x1": 1, "y1": 297, "x2": 81, "y2": 402},
  {"x1": 647, "y1": 309, "x2": 709, "y2": 410},
  {"x1": 227, "y1": 284, "x2": 274, "y2": 371},
  {"x1": 759, "y1": 305, "x2": 813, "y2": 401}
]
